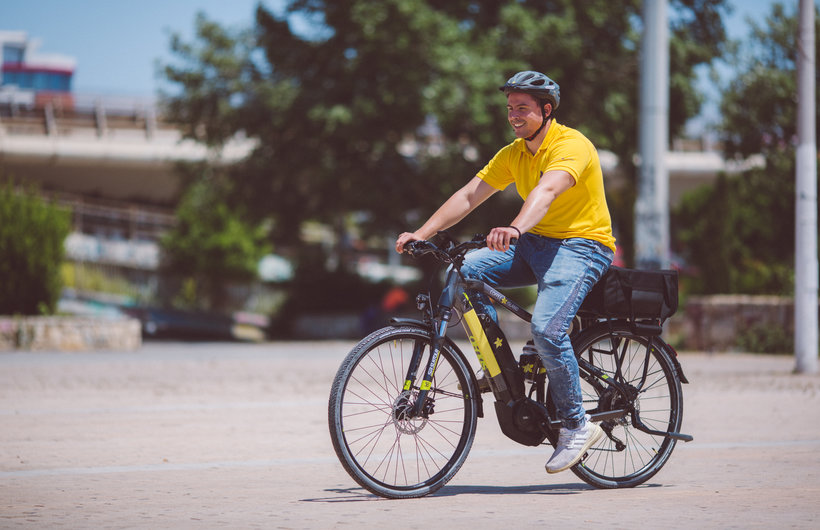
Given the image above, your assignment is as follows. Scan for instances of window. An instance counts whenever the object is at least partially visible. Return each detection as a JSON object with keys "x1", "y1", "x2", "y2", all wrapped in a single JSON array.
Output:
[
  {"x1": 2, "y1": 69, "x2": 71, "y2": 91},
  {"x1": 2, "y1": 45, "x2": 24, "y2": 64}
]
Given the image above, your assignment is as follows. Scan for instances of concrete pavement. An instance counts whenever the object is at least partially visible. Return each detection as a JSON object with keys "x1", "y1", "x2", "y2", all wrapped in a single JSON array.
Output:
[{"x1": 2, "y1": 341, "x2": 819, "y2": 528}]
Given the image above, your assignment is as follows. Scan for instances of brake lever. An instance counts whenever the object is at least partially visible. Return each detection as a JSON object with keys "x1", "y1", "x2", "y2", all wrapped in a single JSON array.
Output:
[{"x1": 405, "y1": 240, "x2": 435, "y2": 258}]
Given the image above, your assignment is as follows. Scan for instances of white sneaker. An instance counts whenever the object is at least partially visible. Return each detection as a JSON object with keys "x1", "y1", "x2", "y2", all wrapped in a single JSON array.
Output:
[{"x1": 545, "y1": 420, "x2": 603, "y2": 474}]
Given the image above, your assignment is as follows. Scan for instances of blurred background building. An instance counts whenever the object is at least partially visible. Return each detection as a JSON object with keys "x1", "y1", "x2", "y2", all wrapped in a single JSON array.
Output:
[{"x1": 1, "y1": 30, "x2": 255, "y2": 270}]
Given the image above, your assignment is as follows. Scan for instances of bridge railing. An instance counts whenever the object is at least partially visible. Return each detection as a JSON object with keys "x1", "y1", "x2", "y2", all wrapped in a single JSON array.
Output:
[{"x1": 0, "y1": 93, "x2": 173, "y2": 138}]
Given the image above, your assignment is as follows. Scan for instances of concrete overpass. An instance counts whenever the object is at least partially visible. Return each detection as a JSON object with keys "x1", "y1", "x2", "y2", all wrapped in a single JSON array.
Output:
[{"x1": 0, "y1": 98, "x2": 254, "y2": 206}]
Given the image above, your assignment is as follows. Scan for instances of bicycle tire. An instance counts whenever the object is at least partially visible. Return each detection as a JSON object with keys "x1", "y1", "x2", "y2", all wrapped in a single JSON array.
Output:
[
  {"x1": 328, "y1": 326, "x2": 479, "y2": 499},
  {"x1": 546, "y1": 321, "x2": 684, "y2": 488}
]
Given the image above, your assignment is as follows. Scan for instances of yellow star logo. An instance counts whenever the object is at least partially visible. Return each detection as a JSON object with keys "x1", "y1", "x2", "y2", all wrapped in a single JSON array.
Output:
[{"x1": 494, "y1": 338, "x2": 504, "y2": 348}]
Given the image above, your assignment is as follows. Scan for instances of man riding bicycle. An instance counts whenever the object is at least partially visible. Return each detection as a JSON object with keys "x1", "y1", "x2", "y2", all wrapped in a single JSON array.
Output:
[{"x1": 395, "y1": 70, "x2": 616, "y2": 474}]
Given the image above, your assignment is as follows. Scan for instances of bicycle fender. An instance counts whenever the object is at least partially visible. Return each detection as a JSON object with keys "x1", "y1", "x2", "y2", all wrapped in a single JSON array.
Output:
[
  {"x1": 388, "y1": 317, "x2": 428, "y2": 328},
  {"x1": 653, "y1": 339, "x2": 690, "y2": 384}
]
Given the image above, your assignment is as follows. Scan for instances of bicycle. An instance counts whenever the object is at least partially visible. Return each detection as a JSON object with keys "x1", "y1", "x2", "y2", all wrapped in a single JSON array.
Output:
[{"x1": 328, "y1": 232, "x2": 692, "y2": 499}]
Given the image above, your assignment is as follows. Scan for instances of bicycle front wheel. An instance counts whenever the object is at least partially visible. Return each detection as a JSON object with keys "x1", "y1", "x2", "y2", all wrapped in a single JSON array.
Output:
[
  {"x1": 549, "y1": 322, "x2": 684, "y2": 488},
  {"x1": 328, "y1": 326, "x2": 479, "y2": 499}
]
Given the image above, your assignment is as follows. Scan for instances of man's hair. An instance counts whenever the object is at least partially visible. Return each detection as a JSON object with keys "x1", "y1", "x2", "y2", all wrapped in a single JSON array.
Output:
[{"x1": 538, "y1": 98, "x2": 556, "y2": 120}]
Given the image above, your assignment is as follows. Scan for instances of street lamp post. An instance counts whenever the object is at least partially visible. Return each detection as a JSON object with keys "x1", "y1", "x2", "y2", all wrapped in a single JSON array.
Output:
[
  {"x1": 794, "y1": 0, "x2": 818, "y2": 374},
  {"x1": 635, "y1": 0, "x2": 670, "y2": 270}
]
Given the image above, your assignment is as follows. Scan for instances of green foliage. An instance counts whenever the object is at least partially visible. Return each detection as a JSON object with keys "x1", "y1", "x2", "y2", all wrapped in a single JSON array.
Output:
[
  {"x1": 736, "y1": 323, "x2": 794, "y2": 354},
  {"x1": 674, "y1": 167, "x2": 795, "y2": 294},
  {"x1": 160, "y1": 1, "x2": 729, "y2": 248},
  {"x1": 718, "y1": 3, "x2": 818, "y2": 160},
  {"x1": 160, "y1": 173, "x2": 271, "y2": 310},
  {"x1": 0, "y1": 180, "x2": 71, "y2": 315},
  {"x1": 61, "y1": 262, "x2": 146, "y2": 302},
  {"x1": 673, "y1": 3, "x2": 818, "y2": 295}
]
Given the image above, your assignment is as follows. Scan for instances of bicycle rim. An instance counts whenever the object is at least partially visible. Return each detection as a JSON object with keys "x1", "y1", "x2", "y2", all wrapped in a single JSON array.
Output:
[
  {"x1": 554, "y1": 323, "x2": 683, "y2": 488},
  {"x1": 328, "y1": 327, "x2": 478, "y2": 499}
]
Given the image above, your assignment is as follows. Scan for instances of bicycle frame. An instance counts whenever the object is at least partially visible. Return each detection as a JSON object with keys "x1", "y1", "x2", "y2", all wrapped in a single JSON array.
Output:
[
  {"x1": 402, "y1": 258, "x2": 692, "y2": 446},
  {"x1": 402, "y1": 263, "x2": 552, "y2": 445}
]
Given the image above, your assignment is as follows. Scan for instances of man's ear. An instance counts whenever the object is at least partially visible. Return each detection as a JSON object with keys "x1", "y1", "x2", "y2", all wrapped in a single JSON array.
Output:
[{"x1": 543, "y1": 102, "x2": 553, "y2": 117}]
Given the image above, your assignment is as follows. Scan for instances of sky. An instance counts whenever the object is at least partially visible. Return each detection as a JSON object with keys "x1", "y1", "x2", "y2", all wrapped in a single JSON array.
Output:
[
  {"x1": 0, "y1": 0, "x2": 289, "y2": 98},
  {"x1": 0, "y1": 0, "x2": 802, "y2": 116}
]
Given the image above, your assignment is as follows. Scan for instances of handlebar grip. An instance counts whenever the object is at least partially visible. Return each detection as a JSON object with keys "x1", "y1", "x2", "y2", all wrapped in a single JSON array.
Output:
[{"x1": 405, "y1": 240, "x2": 432, "y2": 257}]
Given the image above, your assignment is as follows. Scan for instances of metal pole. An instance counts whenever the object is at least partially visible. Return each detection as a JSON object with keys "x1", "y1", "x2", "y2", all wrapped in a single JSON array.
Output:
[
  {"x1": 635, "y1": 0, "x2": 670, "y2": 270},
  {"x1": 795, "y1": 0, "x2": 818, "y2": 374}
]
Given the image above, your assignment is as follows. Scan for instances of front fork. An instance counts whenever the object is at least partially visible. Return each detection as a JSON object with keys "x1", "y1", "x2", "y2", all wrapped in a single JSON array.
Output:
[
  {"x1": 403, "y1": 268, "x2": 461, "y2": 418},
  {"x1": 405, "y1": 311, "x2": 451, "y2": 418}
]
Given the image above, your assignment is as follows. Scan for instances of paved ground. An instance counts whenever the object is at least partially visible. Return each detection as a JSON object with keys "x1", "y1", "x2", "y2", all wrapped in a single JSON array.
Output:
[{"x1": 1, "y1": 341, "x2": 819, "y2": 529}]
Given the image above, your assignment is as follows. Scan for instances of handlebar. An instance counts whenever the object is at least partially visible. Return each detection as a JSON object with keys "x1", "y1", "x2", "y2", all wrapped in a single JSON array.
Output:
[{"x1": 405, "y1": 232, "x2": 488, "y2": 264}]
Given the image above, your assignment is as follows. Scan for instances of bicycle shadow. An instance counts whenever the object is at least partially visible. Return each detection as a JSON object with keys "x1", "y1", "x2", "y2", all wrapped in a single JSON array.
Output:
[
  {"x1": 432, "y1": 483, "x2": 594, "y2": 496},
  {"x1": 437, "y1": 481, "x2": 664, "y2": 497},
  {"x1": 302, "y1": 487, "x2": 385, "y2": 503},
  {"x1": 304, "y1": 482, "x2": 662, "y2": 502}
]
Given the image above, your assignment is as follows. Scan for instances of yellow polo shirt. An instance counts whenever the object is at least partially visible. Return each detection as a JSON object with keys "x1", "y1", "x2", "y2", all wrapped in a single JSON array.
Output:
[{"x1": 476, "y1": 121, "x2": 616, "y2": 252}]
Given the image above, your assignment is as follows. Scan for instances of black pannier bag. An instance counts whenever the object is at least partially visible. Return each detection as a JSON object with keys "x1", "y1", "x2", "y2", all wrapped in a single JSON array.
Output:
[{"x1": 580, "y1": 266, "x2": 679, "y2": 334}]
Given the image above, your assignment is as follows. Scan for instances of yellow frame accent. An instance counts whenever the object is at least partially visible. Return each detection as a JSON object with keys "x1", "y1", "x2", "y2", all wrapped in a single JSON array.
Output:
[{"x1": 461, "y1": 305, "x2": 502, "y2": 377}]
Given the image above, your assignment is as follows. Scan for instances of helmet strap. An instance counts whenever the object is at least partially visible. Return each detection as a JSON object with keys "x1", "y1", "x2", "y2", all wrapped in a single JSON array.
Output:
[{"x1": 525, "y1": 103, "x2": 550, "y2": 142}]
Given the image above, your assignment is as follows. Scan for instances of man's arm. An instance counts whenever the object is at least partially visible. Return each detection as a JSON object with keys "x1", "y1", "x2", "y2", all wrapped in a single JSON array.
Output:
[
  {"x1": 395, "y1": 176, "x2": 498, "y2": 253},
  {"x1": 485, "y1": 169, "x2": 575, "y2": 251}
]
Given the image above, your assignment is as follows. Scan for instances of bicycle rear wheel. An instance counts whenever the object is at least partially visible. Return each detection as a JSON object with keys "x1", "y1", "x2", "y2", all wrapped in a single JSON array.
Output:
[
  {"x1": 328, "y1": 326, "x2": 478, "y2": 499},
  {"x1": 548, "y1": 321, "x2": 684, "y2": 488}
]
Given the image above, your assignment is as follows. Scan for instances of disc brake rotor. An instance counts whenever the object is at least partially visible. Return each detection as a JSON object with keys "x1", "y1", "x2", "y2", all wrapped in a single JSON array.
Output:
[{"x1": 392, "y1": 392, "x2": 428, "y2": 434}]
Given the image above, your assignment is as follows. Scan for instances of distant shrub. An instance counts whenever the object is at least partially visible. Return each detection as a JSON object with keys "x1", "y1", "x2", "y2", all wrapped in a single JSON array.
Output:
[
  {"x1": 736, "y1": 323, "x2": 794, "y2": 355},
  {"x1": 160, "y1": 178, "x2": 270, "y2": 310},
  {"x1": 0, "y1": 180, "x2": 71, "y2": 315}
]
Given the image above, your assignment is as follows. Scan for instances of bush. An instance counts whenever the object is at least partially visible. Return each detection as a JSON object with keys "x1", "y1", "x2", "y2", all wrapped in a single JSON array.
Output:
[
  {"x1": 160, "y1": 178, "x2": 270, "y2": 311},
  {"x1": 0, "y1": 180, "x2": 71, "y2": 315},
  {"x1": 736, "y1": 323, "x2": 794, "y2": 355}
]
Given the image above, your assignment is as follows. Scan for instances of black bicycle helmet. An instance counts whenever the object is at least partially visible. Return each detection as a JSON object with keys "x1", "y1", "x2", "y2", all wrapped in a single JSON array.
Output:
[{"x1": 499, "y1": 70, "x2": 560, "y2": 111}]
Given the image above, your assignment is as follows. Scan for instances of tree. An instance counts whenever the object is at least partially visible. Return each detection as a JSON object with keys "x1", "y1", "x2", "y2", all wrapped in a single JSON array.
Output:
[
  {"x1": 0, "y1": 179, "x2": 71, "y2": 315},
  {"x1": 160, "y1": 167, "x2": 271, "y2": 310},
  {"x1": 160, "y1": 1, "x2": 729, "y2": 256},
  {"x1": 673, "y1": 2, "x2": 819, "y2": 294}
]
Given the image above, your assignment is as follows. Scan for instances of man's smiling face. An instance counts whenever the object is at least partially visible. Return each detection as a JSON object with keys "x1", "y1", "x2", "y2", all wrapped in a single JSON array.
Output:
[{"x1": 506, "y1": 92, "x2": 549, "y2": 139}]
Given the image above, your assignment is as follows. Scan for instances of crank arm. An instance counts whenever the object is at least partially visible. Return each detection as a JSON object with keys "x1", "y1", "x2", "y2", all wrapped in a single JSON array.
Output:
[
  {"x1": 547, "y1": 408, "x2": 628, "y2": 430},
  {"x1": 589, "y1": 408, "x2": 629, "y2": 423},
  {"x1": 631, "y1": 410, "x2": 694, "y2": 442}
]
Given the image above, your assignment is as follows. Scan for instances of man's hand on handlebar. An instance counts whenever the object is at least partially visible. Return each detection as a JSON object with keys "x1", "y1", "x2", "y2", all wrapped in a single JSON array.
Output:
[
  {"x1": 395, "y1": 232, "x2": 422, "y2": 254},
  {"x1": 486, "y1": 226, "x2": 520, "y2": 252},
  {"x1": 397, "y1": 228, "x2": 516, "y2": 255}
]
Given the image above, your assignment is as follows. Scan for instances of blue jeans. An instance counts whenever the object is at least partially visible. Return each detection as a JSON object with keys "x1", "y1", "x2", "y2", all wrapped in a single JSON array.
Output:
[{"x1": 461, "y1": 234, "x2": 614, "y2": 429}]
